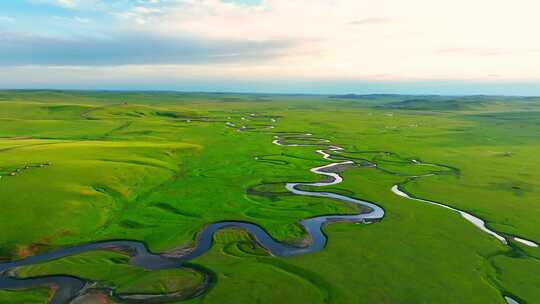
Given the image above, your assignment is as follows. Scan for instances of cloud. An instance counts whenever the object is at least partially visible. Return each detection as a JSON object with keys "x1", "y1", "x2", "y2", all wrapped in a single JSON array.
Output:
[
  {"x1": 436, "y1": 48, "x2": 513, "y2": 57},
  {"x1": 0, "y1": 31, "x2": 298, "y2": 66},
  {"x1": 114, "y1": 5, "x2": 165, "y2": 25},
  {"x1": 348, "y1": 17, "x2": 395, "y2": 26},
  {"x1": 5, "y1": 0, "x2": 540, "y2": 83}
]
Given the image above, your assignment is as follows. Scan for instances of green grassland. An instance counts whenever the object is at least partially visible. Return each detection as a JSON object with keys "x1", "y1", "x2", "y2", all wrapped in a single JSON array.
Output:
[
  {"x1": 15, "y1": 250, "x2": 204, "y2": 295},
  {"x1": 1, "y1": 91, "x2": 539, "y2": 303}
]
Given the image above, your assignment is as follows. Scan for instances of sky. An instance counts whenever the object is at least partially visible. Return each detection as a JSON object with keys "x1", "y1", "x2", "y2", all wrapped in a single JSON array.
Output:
[{"x1": 1, "y1": 0, "x2": 540, "y2": 95}]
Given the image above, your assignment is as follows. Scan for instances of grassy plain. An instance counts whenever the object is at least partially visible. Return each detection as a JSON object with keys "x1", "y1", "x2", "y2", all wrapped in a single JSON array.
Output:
[{"x1": 1, "y1": 91, "x2": 539, "y2": 303}]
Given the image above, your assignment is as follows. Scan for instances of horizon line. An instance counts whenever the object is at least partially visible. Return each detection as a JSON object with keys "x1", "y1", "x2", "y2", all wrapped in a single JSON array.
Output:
[{"x1": 1, "y1": 88, "x2": 539, "y2": 98}]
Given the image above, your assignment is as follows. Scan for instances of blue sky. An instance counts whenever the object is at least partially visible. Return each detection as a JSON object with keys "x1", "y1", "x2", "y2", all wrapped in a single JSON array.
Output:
[{"x1": 1, "y1": 0, "x2": 540, "y2": 95}]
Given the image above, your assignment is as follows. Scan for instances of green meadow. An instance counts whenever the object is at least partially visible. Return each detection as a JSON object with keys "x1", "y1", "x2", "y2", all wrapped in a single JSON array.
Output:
[{"x1": 1, "y1": 91, "x2": 539, "y2": 303}]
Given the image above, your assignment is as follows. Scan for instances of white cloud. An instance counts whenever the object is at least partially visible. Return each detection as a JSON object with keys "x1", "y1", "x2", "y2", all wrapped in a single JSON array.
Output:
[
  {"x1": 114, "y1": 5, "x2": 164, "y2": 25},
  {"x1": 11, "y1": 0, "x2": 540, "y2": 83},
  {"x1": 108, "y1": 0, "x2": 540, "y2": 81}
]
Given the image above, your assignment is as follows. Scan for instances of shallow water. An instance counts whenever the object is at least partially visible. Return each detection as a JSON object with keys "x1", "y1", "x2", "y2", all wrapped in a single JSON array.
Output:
[
  {"x1": 513, "y1": 237, "x2": 539, "y2": 247},
  {"x1": 391, "y1": 185, "x2": 508, "y2": 244},
  {"x1": 505, "y1": 296, "x2": 520, "y2": 304}
]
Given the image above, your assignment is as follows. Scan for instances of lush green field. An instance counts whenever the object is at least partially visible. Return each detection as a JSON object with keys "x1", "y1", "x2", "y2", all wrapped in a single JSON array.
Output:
[{"x1": 1, "y1": 91, "x2": 539, "y2": 303}]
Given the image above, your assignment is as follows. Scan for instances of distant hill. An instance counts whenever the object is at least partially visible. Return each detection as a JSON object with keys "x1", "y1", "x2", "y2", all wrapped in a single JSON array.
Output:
[{"x1": 326, "y1": 94, "x2": 540, "y2": 111}]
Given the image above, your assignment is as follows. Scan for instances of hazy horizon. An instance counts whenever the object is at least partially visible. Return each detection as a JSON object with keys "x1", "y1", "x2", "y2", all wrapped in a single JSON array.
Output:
[{"x1": 2, "y1": 82, "x2": 540, "y2": 97}]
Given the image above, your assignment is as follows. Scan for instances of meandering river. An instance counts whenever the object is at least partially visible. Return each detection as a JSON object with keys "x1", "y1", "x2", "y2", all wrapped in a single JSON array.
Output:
[
  {"x1": 0, "y1": 122, "x2": 384, "y2": 303},
  {"x1": 0, "y1": 116, "x2": 535, "y2": 304}
]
